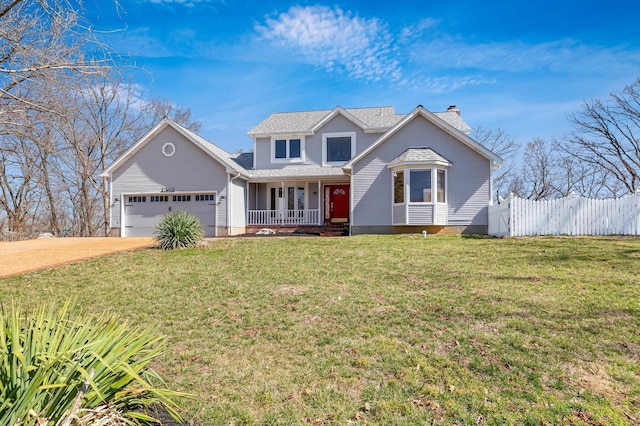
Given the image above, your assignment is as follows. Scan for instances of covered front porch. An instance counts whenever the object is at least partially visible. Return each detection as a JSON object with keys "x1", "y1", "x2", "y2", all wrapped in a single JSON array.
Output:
[{"x1": 247, "y1": 179, "x2": 350, "y2": 227}]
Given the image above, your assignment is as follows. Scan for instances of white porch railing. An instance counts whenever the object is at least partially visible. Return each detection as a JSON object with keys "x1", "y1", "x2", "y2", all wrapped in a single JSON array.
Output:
[{"x1": 248, "y1": 209, "x2": 320, "y2": 226}]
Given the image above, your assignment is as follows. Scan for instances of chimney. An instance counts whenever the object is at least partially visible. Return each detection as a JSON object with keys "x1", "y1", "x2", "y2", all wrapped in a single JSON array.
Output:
[{"x1": 447, "y1": 105, "x2": 460, "y2": 115}]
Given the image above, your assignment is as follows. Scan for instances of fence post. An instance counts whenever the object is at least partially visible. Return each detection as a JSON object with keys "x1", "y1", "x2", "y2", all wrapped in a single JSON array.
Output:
[
  {"x1": 508, "y1": 193, "x2": 515, "y2": 237},
  {"x1": 636, "y1": 190, "x2": 640, "y2": 235}
]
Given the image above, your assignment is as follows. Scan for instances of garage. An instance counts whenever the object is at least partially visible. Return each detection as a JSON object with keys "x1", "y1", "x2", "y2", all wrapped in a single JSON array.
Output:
[{"x1": 123, "y1": 193, "x2": 217, "y2": 237}]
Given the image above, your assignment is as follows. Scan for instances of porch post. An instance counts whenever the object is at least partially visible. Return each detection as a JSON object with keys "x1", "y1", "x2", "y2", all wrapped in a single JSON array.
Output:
[
  {"x1": 317, "y1": 180, "x2": 322, "y2": 225},
  {"x1": 281, "y1": 181, "x2": 284, "y2": 227}
]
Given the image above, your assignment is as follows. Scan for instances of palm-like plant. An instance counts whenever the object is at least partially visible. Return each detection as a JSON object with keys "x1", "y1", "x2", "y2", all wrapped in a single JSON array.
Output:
[
  {"x1": 0, "y1": 301, "x2": 188, "y2": 426},
  {"x1": 154, "y1": 211, "x2": 204, "y2": 250}
]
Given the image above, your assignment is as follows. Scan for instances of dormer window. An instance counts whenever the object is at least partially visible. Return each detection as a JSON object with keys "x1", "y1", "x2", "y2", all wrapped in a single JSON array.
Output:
[
  {"x1": 272, "y1": 137, "x2": 304, "y2": 163},
  {"x1": 323, "y1": 132, "x2": 356, "y2": 166}
]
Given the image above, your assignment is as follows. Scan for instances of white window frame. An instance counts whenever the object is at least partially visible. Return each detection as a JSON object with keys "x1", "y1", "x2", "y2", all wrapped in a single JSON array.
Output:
[
  {"x1": 322, "y1": 131, "x2": 356, "y2": 167},
  {"x1": 391, "y1": 167, "x2": 448, "y2": 206},
  {"x1": 408, "y1": 168, "x2": 432, "y2": 204},
  {"x1": 266, "y1": 182, "x2": 309, "y2": 213},
  {"x1": 271, "y1": 136, "x2": 305, "y2": 163}
]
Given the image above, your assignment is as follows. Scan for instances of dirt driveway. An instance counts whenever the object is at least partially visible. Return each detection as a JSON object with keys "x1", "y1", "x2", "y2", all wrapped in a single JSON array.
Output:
[{"x1": 0, "y1": 237, "x2": 154, "y2": 278}]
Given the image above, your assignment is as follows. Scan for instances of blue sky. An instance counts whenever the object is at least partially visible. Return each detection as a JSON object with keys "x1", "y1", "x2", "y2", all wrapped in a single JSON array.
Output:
[{"x1": 87, "y1": 0, "x2": 640, "y2": 153}]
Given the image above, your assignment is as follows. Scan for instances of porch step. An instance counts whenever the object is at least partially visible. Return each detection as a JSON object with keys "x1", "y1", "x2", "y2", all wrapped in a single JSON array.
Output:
[{"x1": 319, "y1": 223, "x2": 349, "y2": 237}]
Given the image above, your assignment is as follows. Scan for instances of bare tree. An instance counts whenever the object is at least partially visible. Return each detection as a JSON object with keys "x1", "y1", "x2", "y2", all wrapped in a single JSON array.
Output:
[
  {"x1": 0, "y1": 0, "x2": 127, "y2": 236},
  {"x1": 60, "y1": 73, "x2": 146, "y2": 236},
  {"x1": 0, "y1": 0, "x2": 112, "y2": 126},
  {"x1": 510, "y1": 138, "x2": 560, "y2": 200},
  {"x1": 473, "y1": 125, "x2": 520, "y2": 198},
  {"x1": 551, "y1": 151, "x2": 618, "y2": 198},
  {"x1": 0, "y1": 134, "x2": 41, "y2": 233},
  {"x1": 564, "y1": 77, "x2": 640, "y2": 195},
  {"x1": 142, "y1": 97, "x2": 202, "y2": 132}
]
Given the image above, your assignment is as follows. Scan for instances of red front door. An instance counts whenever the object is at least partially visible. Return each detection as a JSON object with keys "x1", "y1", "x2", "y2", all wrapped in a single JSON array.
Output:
[{"x1": 325, "y1": 185, "x2": 350, "y2": 223}]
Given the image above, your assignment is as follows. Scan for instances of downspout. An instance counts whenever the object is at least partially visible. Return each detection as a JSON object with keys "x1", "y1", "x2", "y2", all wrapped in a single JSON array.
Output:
[{"x1": 228, "y1": 171, "x2": 242, "y2": 235}]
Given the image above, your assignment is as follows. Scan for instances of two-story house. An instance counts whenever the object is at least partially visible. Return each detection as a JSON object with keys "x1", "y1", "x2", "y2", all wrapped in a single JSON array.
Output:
[{"x1": 100, "y1": 105, "x2": 502, "y2": 237}]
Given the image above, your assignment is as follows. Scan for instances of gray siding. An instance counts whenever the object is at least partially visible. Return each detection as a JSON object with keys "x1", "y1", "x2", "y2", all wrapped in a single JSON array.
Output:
[
  {"x1": 434, "y1": 203, "x2": 448, "y2": 225},
  {"x1": 408, "y1": 204, "x2": 433, "y2": 224},
  {"x1": 253, "y1": 114, "x2": 380, "y2": 170},
  {"x1": 110, "y1": 126, "x2": 229, "y2": 229},
  {"x1": 393, "y1": 204, "x2": 405, "y2": 225},
  {"x1": 230, "y1": 177, "x2": 247, "y2": 232},
  {"x1": 352, "y1": 116, "x2": 491, "y2": 227}
]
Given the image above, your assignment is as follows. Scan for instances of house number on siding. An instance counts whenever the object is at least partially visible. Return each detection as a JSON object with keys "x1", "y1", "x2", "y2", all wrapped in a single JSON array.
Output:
[{"x1": 160, "y1": 187, "x2": 175, "y2": 193}]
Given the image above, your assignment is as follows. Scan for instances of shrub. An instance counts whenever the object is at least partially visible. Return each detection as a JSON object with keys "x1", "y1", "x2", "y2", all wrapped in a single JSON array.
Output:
[
  {"x1": 0, "y1": 301, "x2": 188, "y2": 426},
  {"x1": 154, "y1": 211, "x2": 204, "y2": 250}
]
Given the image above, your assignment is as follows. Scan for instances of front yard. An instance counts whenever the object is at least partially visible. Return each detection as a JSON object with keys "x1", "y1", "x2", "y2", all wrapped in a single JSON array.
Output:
[{"x1": 2, "y1": 235, "x2": 639, "y2": 424}]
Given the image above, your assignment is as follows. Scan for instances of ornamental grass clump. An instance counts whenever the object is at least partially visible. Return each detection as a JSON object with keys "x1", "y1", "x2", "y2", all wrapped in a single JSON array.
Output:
[
  {"x1": 154, "y1": 211, "x2": 204, "y2": 250},
  {"x1": 0, "y1": 301, "x2": 188, "y2": 426}
]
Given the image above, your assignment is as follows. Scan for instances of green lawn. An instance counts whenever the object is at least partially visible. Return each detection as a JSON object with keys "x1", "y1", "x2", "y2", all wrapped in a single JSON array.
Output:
[{"x1": 2, "y1": 235, "x2": 640, "y2": 425}]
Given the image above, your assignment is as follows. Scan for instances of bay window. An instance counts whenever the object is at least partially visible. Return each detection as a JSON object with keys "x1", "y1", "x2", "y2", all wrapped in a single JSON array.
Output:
[
  {"x1": 393, "y1": 168, "x2": 447, "y2": 205},
  {"x1": 390, "y1": 164, "x2": 449, "y2": 225}
]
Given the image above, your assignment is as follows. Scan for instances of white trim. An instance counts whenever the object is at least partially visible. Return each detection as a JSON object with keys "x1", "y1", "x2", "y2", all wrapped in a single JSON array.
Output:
[
  {"x1": 489, "y1": 160, "x2": 494, "y2": 205},
  {"x1": 317, "y1": 180, "x2": 322, "y2": 225},
  {"x1": 101, "y1": 118, "x2": 250, "y2": 179},
  {"x1": 162, "y1": 142, "x2": 176, "y2": 157},
  {"x1": 391, "y1": 167, "x2": 448, "y2": 226},
  {"x1": 322, "y1": 131, "x2": 356, "y2": 167},
  {"x1": 120, "y1": 192, "x2": 125, "y2": 237},
  {"x1": 311, "y1": 106, "x2": 369, "y2": 133},
  {"x1": 349, "y1": 173, "x2": 354, "y2": 230},
  {"x1": 121, "y1": 190, "x2": 218, "y2": 237},
  {"x1": 343, "y1": 106, "x2": 503, "y2": 171},
  {"x1": 270, "y1": 136, "x2": 305, "y2": 164}
]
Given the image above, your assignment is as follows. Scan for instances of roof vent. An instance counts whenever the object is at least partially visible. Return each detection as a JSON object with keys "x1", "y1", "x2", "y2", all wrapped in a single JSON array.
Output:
[{"x1": 447, "y1": 105, "x2": 460, "y2": 115}]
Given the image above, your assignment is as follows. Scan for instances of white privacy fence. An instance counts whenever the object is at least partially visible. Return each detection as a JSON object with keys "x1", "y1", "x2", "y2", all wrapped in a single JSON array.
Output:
[{"x1": 488, "y1": 193, "x2": 640, "y2": 237}]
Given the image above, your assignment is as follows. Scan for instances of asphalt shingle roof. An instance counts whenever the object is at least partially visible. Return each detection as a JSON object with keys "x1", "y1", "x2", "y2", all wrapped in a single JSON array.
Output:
[
  {"x1": 175, "y1": 123, "x2": 251, "y2": 174},
  {"x1": 166, "y1": 105, "x2": 476, "y2": 179},
  {"x1": 248, "y1": 106, "x2": 472, "y2": 136},
  {"x1": 388, "y1": 148, "x2": 452, "y2": 167},
  {"x1": 247, "y1": 167, "x2": 345, "y2": 179}
]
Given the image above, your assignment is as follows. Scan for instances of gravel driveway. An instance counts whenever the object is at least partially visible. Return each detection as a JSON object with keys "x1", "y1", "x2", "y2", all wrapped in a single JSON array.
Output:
[{"x1": 0, "y1": 237, "x2": 155, "y2": 278}]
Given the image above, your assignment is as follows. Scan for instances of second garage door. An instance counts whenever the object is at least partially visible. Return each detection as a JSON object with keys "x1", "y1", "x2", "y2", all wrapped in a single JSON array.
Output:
[{"x1": 124, "y1": 193, "x2": 217, "y2": 237}]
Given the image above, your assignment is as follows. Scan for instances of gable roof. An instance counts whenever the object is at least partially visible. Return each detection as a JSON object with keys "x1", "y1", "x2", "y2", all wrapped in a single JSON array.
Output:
[
  {"x1": 343, "y1": 105, "x2": 503, "y2": 171},
  {"x1": 100, "y1": 118, "x2": 250, "y2": 178},
  {"x1": 247, "y1": 105, "x2": 470, "y2": 137}
]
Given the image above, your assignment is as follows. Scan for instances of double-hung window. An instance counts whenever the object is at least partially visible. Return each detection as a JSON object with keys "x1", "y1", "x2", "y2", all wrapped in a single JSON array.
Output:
[
  {"x1": 323, "y1": 132, "x2": 356, "y2": 166},
  {"x1": 396, "y1": 168, "x2": 446, "y2": 204},
  {"x1": 272, "y1": 137, "x2": 304, "y2": 163},
  {"x1": 410, "y1": 170, "x2": 432, "y2": 203}
]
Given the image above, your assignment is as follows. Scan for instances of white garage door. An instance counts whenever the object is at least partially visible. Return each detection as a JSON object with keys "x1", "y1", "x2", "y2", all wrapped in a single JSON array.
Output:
[{"x1": 124, "y1": 193, "x2": 217, "y2": 237}]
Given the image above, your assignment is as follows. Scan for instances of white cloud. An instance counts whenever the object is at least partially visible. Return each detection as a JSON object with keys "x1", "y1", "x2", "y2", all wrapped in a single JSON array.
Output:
[
  {"x1": 407, "y1": 75, "x2": 497, "y2": 93},
  {"x1": 143, "y1": 0, "x2": 218, "y2": 7},
  {"x1": 410, "y1": 37, "x2": 640, "y2": 75},
  {"x1": 255, "y1": 5, "x2": 402, "y2": 83},
  {"x1": 105, "y1": 27, "x2": 174, "y2": 58}
]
